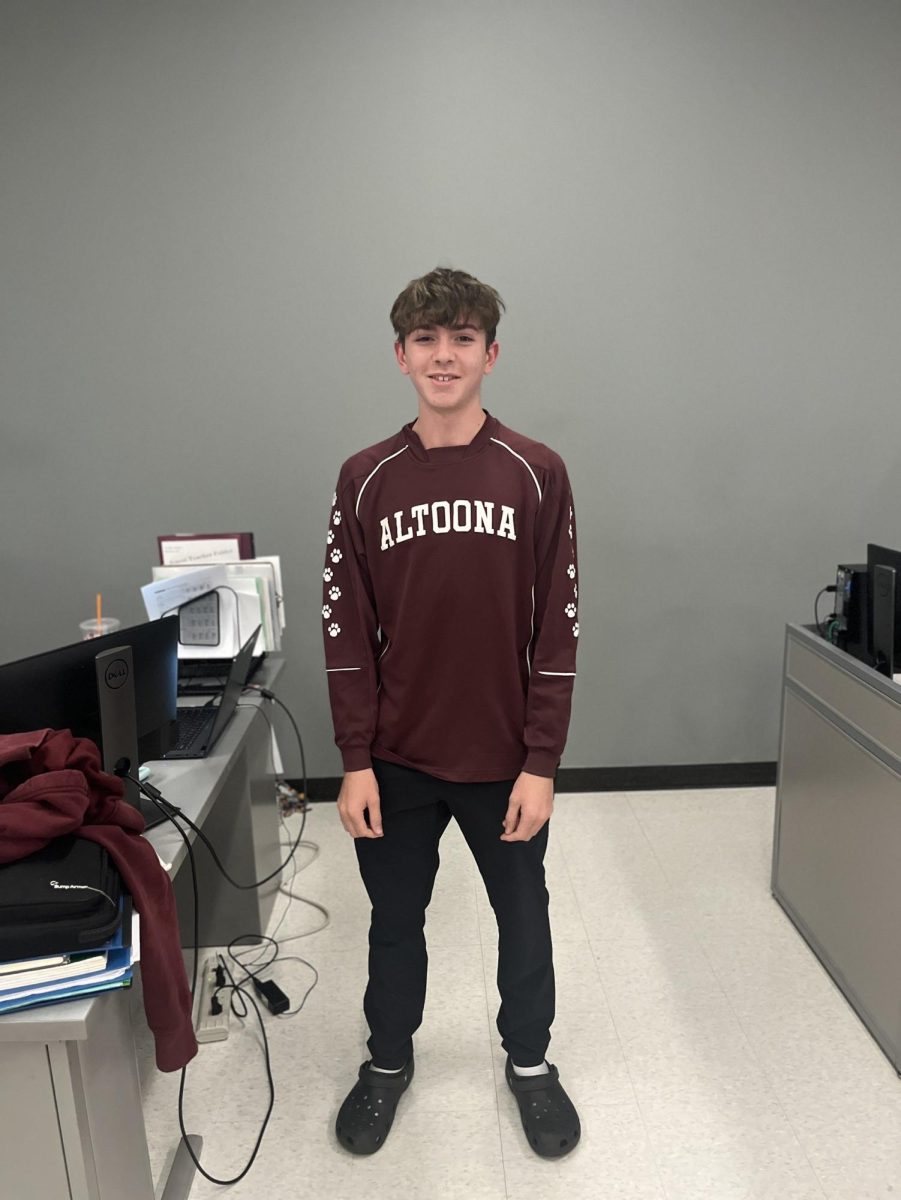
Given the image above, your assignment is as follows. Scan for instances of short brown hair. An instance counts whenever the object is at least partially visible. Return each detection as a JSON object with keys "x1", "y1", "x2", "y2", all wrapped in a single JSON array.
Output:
[{"x1": 390, "y1": 267, "x2": 505, "y2": 347}]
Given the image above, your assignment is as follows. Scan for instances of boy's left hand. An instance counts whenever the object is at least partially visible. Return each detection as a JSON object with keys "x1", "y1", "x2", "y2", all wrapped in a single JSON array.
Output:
[{"x1": 501, "y1": 771, "x2": 554, "y2": 842}]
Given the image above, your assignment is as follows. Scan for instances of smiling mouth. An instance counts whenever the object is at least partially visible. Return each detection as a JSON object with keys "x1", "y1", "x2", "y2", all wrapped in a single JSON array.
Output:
[{"x1": 429, "y1": 374, "x2": 459, "y2": 382}]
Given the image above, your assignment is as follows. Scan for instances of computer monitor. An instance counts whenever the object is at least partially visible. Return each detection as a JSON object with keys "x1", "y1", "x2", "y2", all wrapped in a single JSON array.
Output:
[
  {"x1": 867, "y1": 544, "x2": 901, "y2": 677},
  {"x1": 0, "y1": 616, "x2": 179, "y2": 766}
]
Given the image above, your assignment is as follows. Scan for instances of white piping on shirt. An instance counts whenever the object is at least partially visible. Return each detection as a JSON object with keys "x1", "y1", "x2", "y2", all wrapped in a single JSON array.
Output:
[
  {"x1": 326, "y1": 666, "x2": 362, "y2": 672},
  {"x1": 538, "y1": 671, "x2": 577, "y2": 676},
  {"x1": 489, "y1": 438, "x2": 542, "y2": 502},
  {"x1": 376, "y1": 637, "x2": 390, "y2": 695},
  {"x1": 355, "y1": 445, "x2": 409, "y2": 518},
  {"x1": 525, "y1": 585, "x2": 535, "y2": 677}
]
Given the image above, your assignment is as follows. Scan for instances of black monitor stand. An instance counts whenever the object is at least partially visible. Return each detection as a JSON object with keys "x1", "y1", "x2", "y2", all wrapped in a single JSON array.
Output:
[
  {"x1": 94, "y1": 645, "x2": 153, "y2": 819},
  {"x1": 872, "y1": 564, "x2": 896, "y2": 679}
]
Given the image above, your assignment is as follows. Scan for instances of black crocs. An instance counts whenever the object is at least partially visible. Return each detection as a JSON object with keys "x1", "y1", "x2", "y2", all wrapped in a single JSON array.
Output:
[
  {"x1": 505, "y1": 1057, "x2": 581, "y2": 1158},
  {"x1": 335, "y1": 1058, "x2": 414, "y2": 1154}
]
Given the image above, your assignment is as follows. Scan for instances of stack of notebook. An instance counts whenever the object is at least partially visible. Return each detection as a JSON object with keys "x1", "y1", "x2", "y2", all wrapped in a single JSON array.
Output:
[{"x1": 0, "y1": 897, "x2": 136, "y2": 1015}]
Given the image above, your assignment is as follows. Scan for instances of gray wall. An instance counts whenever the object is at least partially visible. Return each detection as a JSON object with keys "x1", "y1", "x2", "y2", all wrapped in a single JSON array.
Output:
[{"x1": 3, "y1": 0, "x2": 900, "y2": 778}]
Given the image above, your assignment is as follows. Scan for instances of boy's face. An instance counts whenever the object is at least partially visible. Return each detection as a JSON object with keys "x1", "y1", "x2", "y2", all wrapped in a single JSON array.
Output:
[{"x1": 394, "y1": 322, "x2": 499, "y2": 416}]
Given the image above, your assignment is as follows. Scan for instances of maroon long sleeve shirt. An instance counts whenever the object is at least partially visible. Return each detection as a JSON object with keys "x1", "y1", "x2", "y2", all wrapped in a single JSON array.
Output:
[{"x1": 322, "y1": 411, "x2": 579, "y2": 783}]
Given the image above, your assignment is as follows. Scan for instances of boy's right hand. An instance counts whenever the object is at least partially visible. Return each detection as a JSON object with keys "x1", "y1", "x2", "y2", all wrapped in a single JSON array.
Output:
[{"x1": 337, "y1": 767, "x2": 383, "y2": 838}]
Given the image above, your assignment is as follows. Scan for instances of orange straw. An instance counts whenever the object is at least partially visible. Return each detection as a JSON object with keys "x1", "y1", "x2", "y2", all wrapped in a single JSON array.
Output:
[{"x1": 96, "y1": 592, "x2": 102, "y2": 628}]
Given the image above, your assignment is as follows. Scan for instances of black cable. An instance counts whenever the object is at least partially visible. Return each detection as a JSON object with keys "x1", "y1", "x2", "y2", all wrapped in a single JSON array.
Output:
[
  {"x1": 175, "y1": 978, "x2": 275, "y2": 1186},
  {"x1": 129, "y1": 783, "x2": 201, "y2": 999},
  {"x1": 235, "y1": 700, "x2": 306, "y2": 820},
  {"x1": 227, "y1": 932, "x2": 279, "y2": 985},
  {"x1": 132, "y1": 779, "x2": 274, "y2": 1185},
  {"x1": 815, "y1": 585, "x2": 836, "y2": 636},
  {"x1": 216, "y1": 952, "x2": 248, "y2": 1019},
  {"x1": 170, "y1": 796, "x2": 304, "y2": 891},
  {"x1": 123, "y1": 688, "x2": 315, "y2": 1183},
  {"x1": 134, "y1": 686, "x2": 310, "y2": 891},
  {"x1": 244, "y1": 686, "x2": 308, "y2": 799},
  {"x1": 226, "y1": 932, "x2": 319, "y2": 1021},
  {"x1": 234, "y1": 932, "x2": 277, "y2": 970},
  {"x1": 135, "y1": 776, "x2": 306, "y2": 891},
  {"x1": 236, "y1": 701, "x2": 282, "y2": 783}
]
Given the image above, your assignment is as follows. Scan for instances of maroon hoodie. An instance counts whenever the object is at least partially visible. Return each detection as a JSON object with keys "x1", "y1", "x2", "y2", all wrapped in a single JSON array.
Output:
[
  {"x1": 322, "y1": 412, "x2": 579, "y2": 783},
  {"x1": 0, "y1": 729, "x2": 197, "y2": 1072}
]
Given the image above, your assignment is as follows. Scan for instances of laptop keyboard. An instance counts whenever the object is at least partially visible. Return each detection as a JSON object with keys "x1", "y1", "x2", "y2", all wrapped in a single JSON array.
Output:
[{"x1": 173, "y1": 706, "x2": 215, "y2": 752}]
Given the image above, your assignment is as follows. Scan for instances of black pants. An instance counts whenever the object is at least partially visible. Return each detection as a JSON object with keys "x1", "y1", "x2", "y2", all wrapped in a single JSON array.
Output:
[{"x1": 354, "y1": 758, "x2": 555, "y2": 1071}]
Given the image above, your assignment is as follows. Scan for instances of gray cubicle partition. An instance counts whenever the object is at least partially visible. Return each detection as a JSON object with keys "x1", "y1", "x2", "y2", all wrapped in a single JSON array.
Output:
[{"x1": 772, "y1": 623, "x2": 901, "y2": 1075}]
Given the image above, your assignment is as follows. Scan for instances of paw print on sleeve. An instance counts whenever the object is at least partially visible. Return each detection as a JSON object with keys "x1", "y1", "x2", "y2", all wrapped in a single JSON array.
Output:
[
  {"x1": 330, "y1": 548, "x2": 343, "y2": 564},
  {"x1": 328, "y1": 585, "x2": 341, "y2": 601},
  {"x1": 322, "y1": 605, "x2": 332, "y2": 620},
  {"x1": 323, "y1": 567, "x2": 333, "y2": 583},
  {"x1": 327, "y1": 529, "x2": 334, "y2": 545},
  {"x1": 572, "y1": 622, "x2": 580, "y2": 638},
  {"x1": 333, "y1": 510, "x2": 342, "y2": 525},
  {"x1": 565, "y1": 602, "x2": 577, "y2": 618},
  {"x1": 567, "y1": 564, "x2": 576, "y2": 580},
  {"x1": 327, "y1": 622, "x2": 341, "y2": 638}
]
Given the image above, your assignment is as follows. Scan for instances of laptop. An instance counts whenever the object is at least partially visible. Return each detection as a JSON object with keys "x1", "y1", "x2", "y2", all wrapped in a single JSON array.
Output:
[{"x1": 165, "y1": 628, "x2": 260, "y2": 760}]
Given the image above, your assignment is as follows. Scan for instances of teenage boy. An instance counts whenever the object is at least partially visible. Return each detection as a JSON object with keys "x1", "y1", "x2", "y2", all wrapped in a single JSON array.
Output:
[{"x1": 321, "y1": 267, "x2": 580, "y2": 1159}]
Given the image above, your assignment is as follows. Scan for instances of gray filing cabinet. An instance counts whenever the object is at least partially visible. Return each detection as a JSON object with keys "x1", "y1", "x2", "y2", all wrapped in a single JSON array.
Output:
[{"x1": 772, "y1": 623, "x2": 901, "y2": 1074}]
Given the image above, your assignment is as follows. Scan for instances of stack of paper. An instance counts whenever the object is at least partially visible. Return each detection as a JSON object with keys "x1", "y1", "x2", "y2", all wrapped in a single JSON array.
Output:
[{"x1": 0, "y1": 901, "x2": 136, "y2": 1015}]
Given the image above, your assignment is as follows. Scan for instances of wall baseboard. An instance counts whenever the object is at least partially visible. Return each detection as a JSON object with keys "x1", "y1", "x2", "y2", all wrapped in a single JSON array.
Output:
[
  {"x1": 553, "y1": 762, "x2": 777, "y2": 792},
  {"x1": 294, "y1": 762, "x2": 777, "y2": 802}
]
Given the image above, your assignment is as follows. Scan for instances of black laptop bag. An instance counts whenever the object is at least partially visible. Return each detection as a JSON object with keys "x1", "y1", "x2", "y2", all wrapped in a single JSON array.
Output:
[{"x1": 0, "y1": 835, "x2": 125, "y2": 960}]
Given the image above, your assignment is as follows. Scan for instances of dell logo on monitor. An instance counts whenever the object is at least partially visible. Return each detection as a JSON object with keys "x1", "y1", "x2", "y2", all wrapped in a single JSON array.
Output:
[{"x1": 104, "y1": 658, "x2": 130, "y2": 690}]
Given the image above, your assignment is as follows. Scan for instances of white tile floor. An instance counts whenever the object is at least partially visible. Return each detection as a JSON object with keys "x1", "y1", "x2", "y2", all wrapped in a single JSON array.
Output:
[{"x1": 139, "y1": 788, "x2": 901, "y2": 1199}]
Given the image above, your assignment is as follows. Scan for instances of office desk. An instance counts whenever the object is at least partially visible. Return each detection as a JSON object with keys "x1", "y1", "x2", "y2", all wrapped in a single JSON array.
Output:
[
  {"x1": 772, "y1": 624, "x2": 901, "y2": 1074},
  {"x1": 0, "y1": 660, "x2": 285, "y2": 1199}
]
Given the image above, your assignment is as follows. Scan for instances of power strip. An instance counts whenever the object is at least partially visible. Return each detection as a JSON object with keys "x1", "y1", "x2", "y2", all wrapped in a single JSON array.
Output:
[{"x1": 193, "y1": 955, "x2": 230, "y2": 1043}]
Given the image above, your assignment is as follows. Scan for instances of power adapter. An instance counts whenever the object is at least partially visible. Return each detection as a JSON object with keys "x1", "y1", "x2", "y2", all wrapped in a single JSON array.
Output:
[{"x1": 252, "y1": 977, "x2": 290, "y2": 1015}]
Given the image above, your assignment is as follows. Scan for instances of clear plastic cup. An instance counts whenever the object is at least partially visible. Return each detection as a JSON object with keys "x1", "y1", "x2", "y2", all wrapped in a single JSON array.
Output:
[{"x1": 79, "y1": 617, "x2": 121, "y2": 640}]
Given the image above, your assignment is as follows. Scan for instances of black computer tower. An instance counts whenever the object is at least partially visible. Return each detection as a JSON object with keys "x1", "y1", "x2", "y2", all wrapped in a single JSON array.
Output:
[{"x1": 834, "y1": 563, "x2": 871, "y2": 666}]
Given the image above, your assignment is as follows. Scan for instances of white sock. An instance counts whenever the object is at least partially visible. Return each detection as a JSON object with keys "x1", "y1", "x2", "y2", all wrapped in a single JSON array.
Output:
[
  {"x1": 512, "y1": 1060, "x2": 550, "y2": 1077},
  {"x1": 371, "y1": 1063, "x2": 405, "y2": 1074}
]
